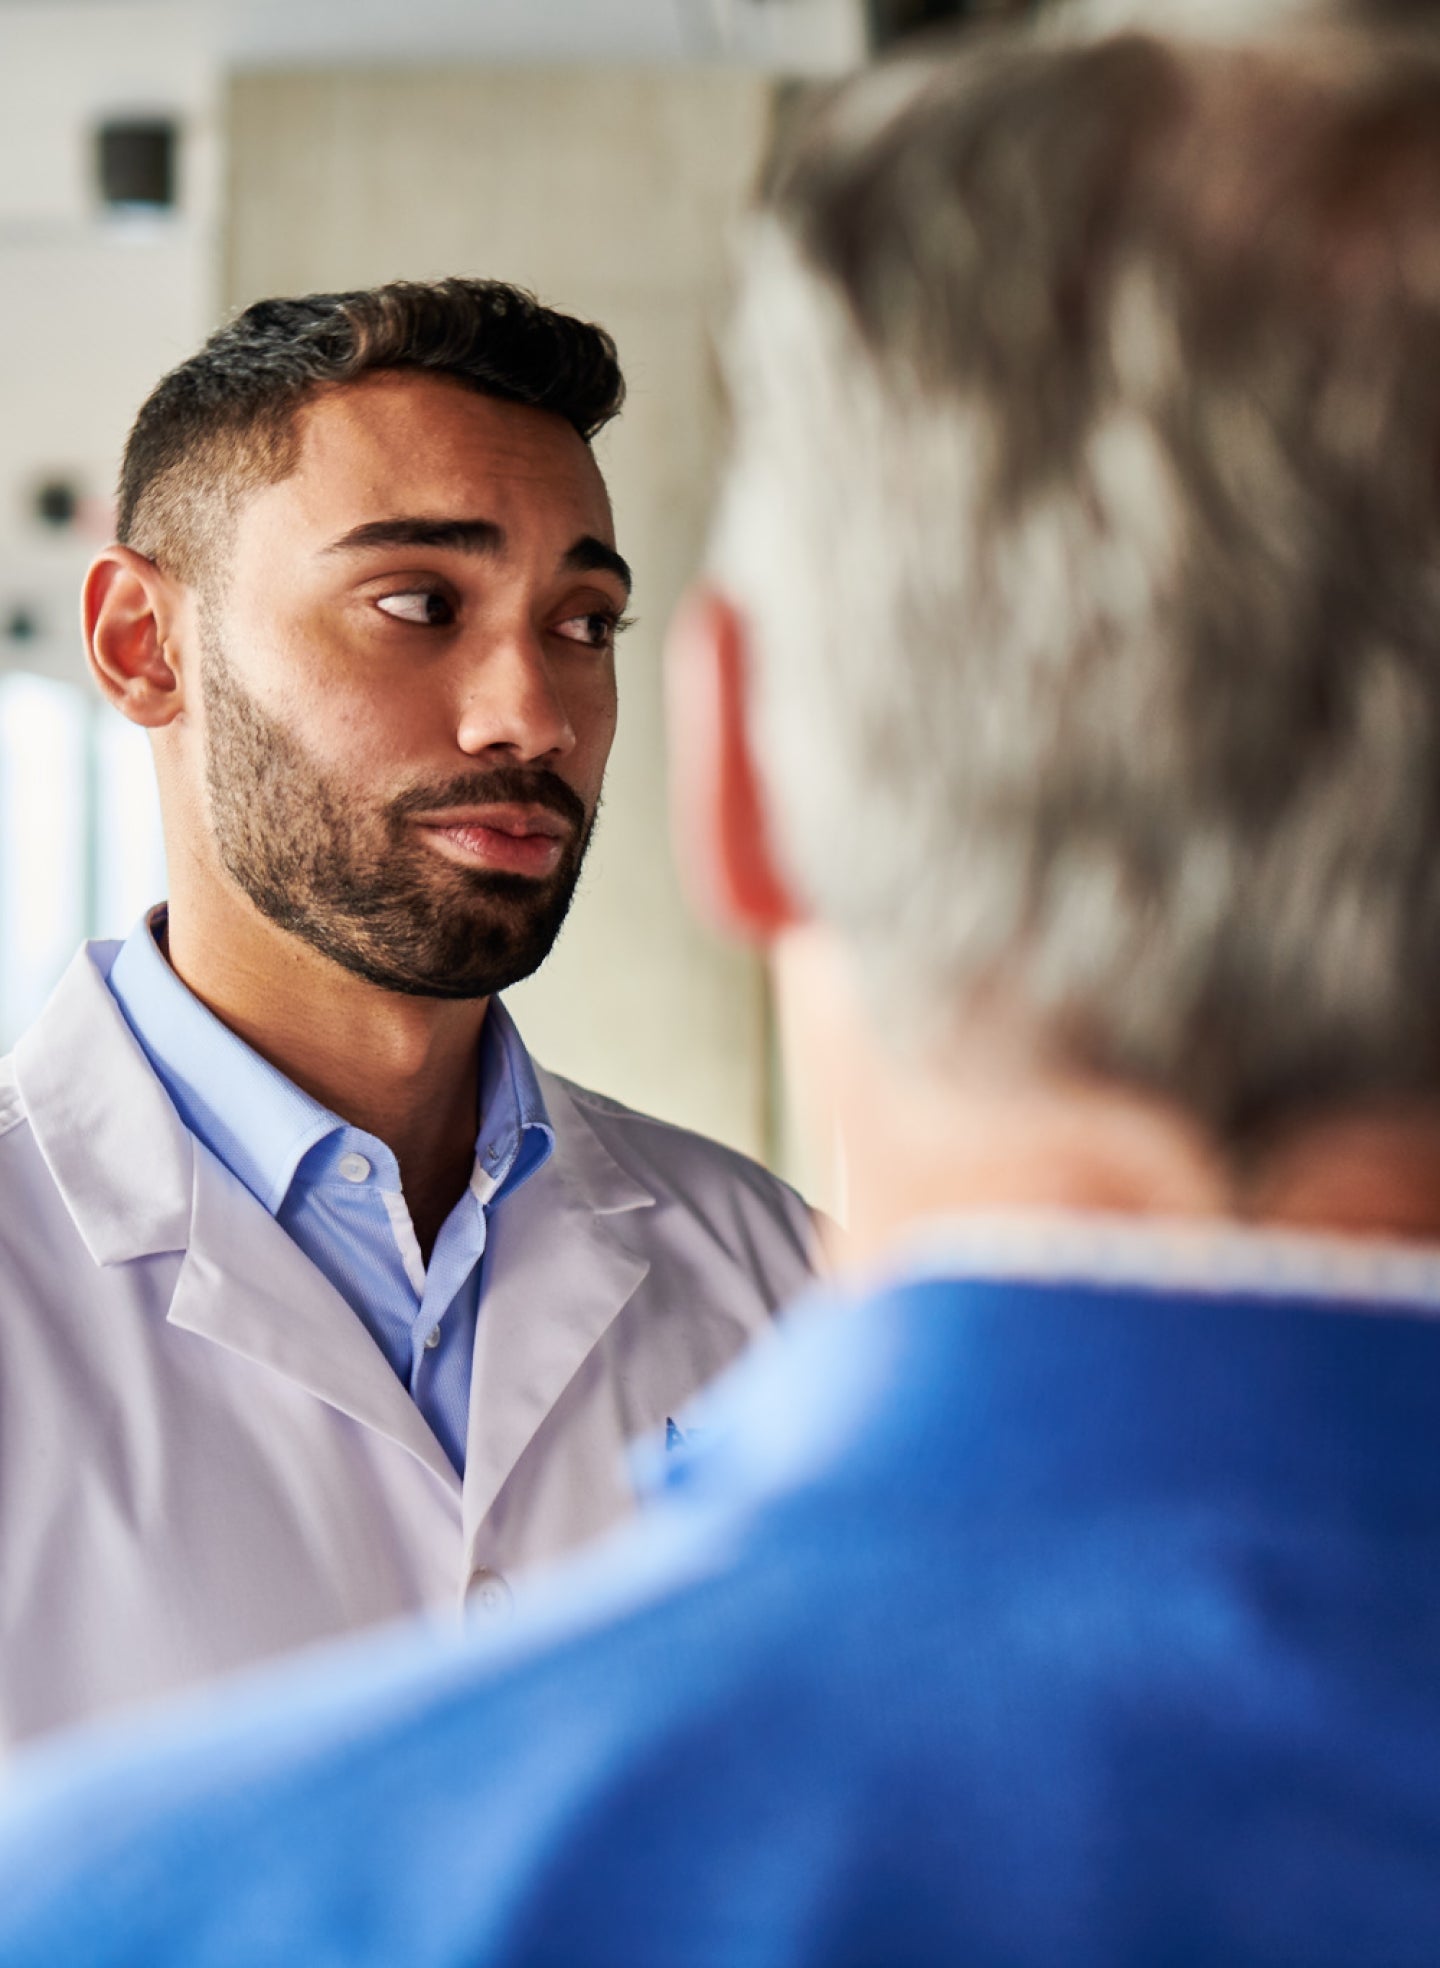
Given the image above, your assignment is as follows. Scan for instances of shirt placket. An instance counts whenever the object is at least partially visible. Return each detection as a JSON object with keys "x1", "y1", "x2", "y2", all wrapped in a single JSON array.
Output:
[{"x1": 408, "y1": 1198, "x2": 488, "y2": 1392}]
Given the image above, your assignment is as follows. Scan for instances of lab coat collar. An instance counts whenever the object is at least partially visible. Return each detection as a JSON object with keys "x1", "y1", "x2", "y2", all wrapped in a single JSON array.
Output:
[
  {"x1": 18, "y1": 943, "x2": 460, "y2": 1495},
  {"x1": 15, "y1": 941, "x2": 193, "y2": 1265},
  {"x1": 460, "y1": 1068, "x2": 656, "y2": 1561},
  {"x1": 18, "y1": 946, "x2": 664, "y2": 1518},
  {"x1": 168, "y1": 1140, "x2": 461, "y2": 1495}
]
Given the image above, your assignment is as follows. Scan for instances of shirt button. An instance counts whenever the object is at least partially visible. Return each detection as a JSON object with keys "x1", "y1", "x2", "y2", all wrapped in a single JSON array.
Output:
[
  {"x1": 423, "y1": 1325, "x2": 442, "y2": 1351},
  {"x1": 466, "y1": 1569, "x2": 513, "y2": 1619},
  {"x1": 337, "y1": 1152, "x2": 371, "y2": 1184}
]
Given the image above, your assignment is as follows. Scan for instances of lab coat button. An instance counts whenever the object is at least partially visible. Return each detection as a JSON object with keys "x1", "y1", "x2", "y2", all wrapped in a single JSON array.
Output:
[
  {"x1": 423, "y1": 1325, "x2": 441, "y2": 1351},
  {"x1": 467, "y1": 1569, "x2": 513, "y2": 1618},
  {"x1": 338, "y1": 1152, "x2": 371, "y2": 1183}
]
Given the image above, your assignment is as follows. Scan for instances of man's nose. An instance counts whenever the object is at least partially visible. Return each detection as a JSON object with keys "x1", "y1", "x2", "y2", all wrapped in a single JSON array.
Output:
[{"x1": 454, "y1": 630, "x2": 576, "y2": 762}]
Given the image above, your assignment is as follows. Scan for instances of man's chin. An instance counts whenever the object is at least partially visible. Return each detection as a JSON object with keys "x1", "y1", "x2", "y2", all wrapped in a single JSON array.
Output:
[
  {"x1": 295, "y1": 899, "x2": 575, "y2": 1001},
  {"x1": 308, "y1": 944, "x2": 552, "y2": 1001}
]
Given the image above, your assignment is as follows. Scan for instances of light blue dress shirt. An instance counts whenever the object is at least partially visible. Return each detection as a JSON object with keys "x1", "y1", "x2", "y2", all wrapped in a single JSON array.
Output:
[{"x1": 106, "y1": 909, "x2": 553, "y2": 1477}]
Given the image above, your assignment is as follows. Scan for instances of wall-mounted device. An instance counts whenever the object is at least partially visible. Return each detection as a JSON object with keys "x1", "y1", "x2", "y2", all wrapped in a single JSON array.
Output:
[
  {"x1": 867, "y1": 0, "x2": 1032, "y2": 47},
  {"x1": 96, "y1": 117, "x2": 178, "y2": 213},
  {"x1": 32, "y1": 480, "x2": 80, "y2": 531},
  {"x1": 3, "y1": 607, "x2": 40, "y2": 645}
]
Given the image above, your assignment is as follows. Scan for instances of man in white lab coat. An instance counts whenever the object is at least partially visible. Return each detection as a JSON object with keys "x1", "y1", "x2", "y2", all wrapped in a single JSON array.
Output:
[{"x1": 0, "y1": 279, "x2": 814, "y2": 1751}]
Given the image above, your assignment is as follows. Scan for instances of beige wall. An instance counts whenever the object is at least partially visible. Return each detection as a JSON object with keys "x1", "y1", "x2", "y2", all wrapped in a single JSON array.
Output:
[
  {"x1": 0, "y1": 1, "x2": 219, "y2": 693},
  {"x1": 225, "y1": 69, "x2": 781, "y2": 1164}
]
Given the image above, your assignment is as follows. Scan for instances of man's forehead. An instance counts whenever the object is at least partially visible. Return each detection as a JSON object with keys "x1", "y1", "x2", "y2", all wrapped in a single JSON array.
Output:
[{"x1": 280, "y1": 371, "x2": 613, "y2": 535}]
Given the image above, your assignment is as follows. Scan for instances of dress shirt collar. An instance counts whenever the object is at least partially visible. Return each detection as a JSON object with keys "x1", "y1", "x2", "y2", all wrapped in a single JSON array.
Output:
[
  {"x1": 106, "y1": 907, "x2": 552, "y2": 1218},
  {"x1": 472, "y1": 995, "x2": 554, "y2": 1204},
  {"x1": 108, "y1": 909, "x2": 338, "y2": 1215}
]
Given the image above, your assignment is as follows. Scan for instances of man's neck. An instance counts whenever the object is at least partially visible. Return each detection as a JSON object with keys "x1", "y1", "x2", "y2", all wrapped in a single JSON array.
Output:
[
  {"x1": 162, "y1": 900, "x2": 485, "y2": 1259},
  {"x1": 834, "y1": 1078, "x2": 1440, "y2": 1273},
  {"x1": 774, "y1": 931, "x2": 1440, "y2": 1273}
]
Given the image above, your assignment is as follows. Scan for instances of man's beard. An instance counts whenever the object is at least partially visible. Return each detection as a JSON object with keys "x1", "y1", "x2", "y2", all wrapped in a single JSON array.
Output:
[{"x1": 200, "y1": 629, "x2": 596, "y2": 1000}]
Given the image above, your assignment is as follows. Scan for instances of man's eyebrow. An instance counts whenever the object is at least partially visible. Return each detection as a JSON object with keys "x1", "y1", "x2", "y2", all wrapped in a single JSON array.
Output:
[
  {"x1": 321, "y1": 520, "x2": 631, "y2": 595},
  {"x1": 322, "y1": 517, "x2": 505, "y2": 555},
  {"x1": 564, "y1": 536, "x2": 632, "y2": 597}
]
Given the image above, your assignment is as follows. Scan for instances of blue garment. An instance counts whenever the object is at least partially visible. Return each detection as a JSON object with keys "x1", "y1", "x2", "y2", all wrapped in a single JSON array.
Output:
[
  {"x1": 4, "y1": 1262, "x2": 1440, "y2": 1964},
  {"x1": 106, "y1": 909, "x2": 553, "y2": 1476}
]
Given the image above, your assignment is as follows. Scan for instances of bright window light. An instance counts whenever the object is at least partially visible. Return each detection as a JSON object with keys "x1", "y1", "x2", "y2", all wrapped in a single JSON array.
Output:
[
  {"x1": 0, "y1": 683, "x2": 168, "y2": 1048},
  {"x1": 0, "y1": 675, "x2": 88, "y2": 1045},
  {"x1": 92, "y1": 706, "x2": 167, "y2": 941}
]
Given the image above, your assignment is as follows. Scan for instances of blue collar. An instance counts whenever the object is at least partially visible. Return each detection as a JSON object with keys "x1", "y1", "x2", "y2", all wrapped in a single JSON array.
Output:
[
  {"x1": 106, "y1": 909, "x2": 552, "y2": 1216},
  {"x1": 473, "y1": 994, "x2": 554, "y2": 1202}
]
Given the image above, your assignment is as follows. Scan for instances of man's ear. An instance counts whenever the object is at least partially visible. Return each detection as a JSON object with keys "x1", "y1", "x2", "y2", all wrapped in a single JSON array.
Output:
[
  {"x1": 83, "y1": 546, "x2": 188, "y2": 729},
  {"x1": 665, "y1": 582, "x2": 800, "y2": 941}
]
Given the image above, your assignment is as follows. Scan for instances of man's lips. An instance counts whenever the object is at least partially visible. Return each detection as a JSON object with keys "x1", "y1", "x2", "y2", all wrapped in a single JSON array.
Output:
[{"x1": 412, "y1": 804, "x2": 573, "y2": 878}]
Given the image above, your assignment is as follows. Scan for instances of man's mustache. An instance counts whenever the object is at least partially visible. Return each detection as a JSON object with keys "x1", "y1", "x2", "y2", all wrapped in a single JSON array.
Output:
[{"x1": 389, "y1": 767, "x2": 589, "y2": 836}]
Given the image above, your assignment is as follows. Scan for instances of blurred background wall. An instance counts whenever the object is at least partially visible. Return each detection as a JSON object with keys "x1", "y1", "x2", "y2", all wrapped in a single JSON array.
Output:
[{"x1": 0, "y1": 0, "x2": 1019, "y2": 1192}]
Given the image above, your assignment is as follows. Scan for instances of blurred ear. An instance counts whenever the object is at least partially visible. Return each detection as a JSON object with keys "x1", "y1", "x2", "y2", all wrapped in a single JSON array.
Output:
[
  {"x1": 83, "y1": 546, "x2": 187, "y2": 729},
  {"x1": 666, "y1": 582, "x2": 801, "y2": 941}
]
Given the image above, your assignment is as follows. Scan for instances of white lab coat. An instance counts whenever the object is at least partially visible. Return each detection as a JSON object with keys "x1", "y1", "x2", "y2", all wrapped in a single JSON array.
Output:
[{"x1": 0, "y1": 943, "x2": 815, "y2": 1752}]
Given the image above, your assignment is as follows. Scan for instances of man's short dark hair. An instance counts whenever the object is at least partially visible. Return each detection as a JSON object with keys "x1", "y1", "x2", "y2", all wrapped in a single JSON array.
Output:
[{"x1": 117, "y1": 277, "x2": 625, "y2": 587}]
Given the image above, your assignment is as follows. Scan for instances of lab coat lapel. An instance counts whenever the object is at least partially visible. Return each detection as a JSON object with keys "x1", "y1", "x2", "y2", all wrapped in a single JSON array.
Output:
[
  {"x1": 14, "y1": 942, "x2": 192, "y2": 1264},
  {"x1": 168, "y1": 1143, "x2": 461, "y2": 1497},
  {"x1": 461, "y1": 1072, "x2": 654, "y2": 1548},
  {"x1": 18, "y1": 946, "x2": 459, "y2": 1494}
]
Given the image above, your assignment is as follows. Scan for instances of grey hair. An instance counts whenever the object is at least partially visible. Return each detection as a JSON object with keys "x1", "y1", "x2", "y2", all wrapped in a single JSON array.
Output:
[{"x1": 712, "y1": 21, "x2": 1440, "y2": 1139}]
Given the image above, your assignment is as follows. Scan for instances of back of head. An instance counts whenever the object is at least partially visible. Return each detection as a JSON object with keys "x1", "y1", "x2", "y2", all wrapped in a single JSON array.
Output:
[{"x1": 715, "y1": 15, "x2": 1440, "y2": 1145}]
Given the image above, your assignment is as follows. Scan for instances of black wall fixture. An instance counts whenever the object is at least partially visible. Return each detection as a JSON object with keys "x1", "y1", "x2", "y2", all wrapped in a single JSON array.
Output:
[
  {"x1": 3, "y1": 607, "x2": 40, "y2": 645},
  {"x1": 868, "y1": 0, "x2": 1033, "y2": 48},
  {"x1": 33, "y1": 480, "x2": 80, "y2": 531},
  {"x1": 96, "y1": 118, "x2": 178, "y2": 212}
]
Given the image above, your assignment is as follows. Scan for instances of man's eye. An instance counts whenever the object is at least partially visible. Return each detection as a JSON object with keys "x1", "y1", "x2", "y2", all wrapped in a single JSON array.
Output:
[
  {"x1": 554, "y1": 611, "x2": 624, "y2": 651},
  {"x1": 375, "y1": 590, "x2": 455, "y2": 627}
]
